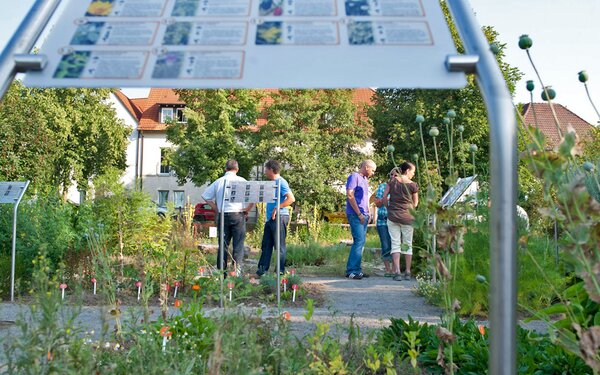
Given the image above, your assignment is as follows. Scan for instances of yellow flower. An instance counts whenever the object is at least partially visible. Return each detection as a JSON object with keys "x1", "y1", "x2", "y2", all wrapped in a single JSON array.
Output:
[{"x1": 87, "y1": 1, "x2": 113, "y2": 16}]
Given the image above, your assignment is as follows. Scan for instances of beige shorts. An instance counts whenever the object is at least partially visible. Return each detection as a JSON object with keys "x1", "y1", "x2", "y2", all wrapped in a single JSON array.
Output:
[{"x1": 387, "y1": 220, "x2": 414, "y2": 255}]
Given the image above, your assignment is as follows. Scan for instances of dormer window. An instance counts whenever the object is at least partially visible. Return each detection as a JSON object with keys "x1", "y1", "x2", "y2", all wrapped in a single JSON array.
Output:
[
  {"x1": 160, "y1": 107, "x2": 174, "y2": 123},
  {"x1": 160, "y1": 106, "x2": 186, "y2": 123}
]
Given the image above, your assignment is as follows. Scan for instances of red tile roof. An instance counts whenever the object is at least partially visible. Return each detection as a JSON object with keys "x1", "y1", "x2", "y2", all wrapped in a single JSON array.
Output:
[
  {"x1": 521, "y1": 103, "x2": 594, "y2": 147},
  {"x1": 126, "y1": 88, "x2": 375, "y2": 131},
  {"x1": 114, "y1": 90, "x2": 142, "y2": 120}
]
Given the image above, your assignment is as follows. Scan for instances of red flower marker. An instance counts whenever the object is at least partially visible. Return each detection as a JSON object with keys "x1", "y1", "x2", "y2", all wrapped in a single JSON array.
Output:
[
  {"x1": 59, "y1": 283, "x2": 67, "y2": 300},
  {"x1": 199, "y1": 267, "x2": 205, "y2": 277},
  {"x1": 135, "y1": 281, "x2": 142, "y2": 301},
  {"x1": 174, "y1": 299, "x2": 182, "y2": 308},
  {"x1": 229, "y1": 271, "x2": 236, "y2": 277},
  {"x1": 160, "y1": 326, "x2": 171, "y2": 352},
  {"x1": 91, "y1": 278, "x2": 97, "y2": 295},
  {"x1": 290, "y1": 269, "x2": 296, "y2": 276},
  {"x1": 227, "y1": 281, "x2": 234, "y2": 301},
  {"x1": 282, "y1": 311, "x2": 291, "y2": 321},
  {"x1": 173, "y1": 281, "x2": 180, "y2": 298},
  {"x1": 478, "y1": 325, "x2": 486, "y2": 335},
  {"x1": 292, "y1": 284, "x2": 298, "y2": 302},
  {"x1": 282, "y1": 278, "x2": 288, "y2": 293}
]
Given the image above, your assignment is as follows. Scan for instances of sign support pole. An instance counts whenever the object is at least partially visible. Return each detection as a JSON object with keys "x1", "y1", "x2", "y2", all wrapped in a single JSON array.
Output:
[
  {"x1": 6, "y1": 181, "x2": 30, "y2": 302},
  {"x1": 275, "y1": 180, "x2": 282, "y2": 310},
  {"x1": 219, "y1": 182, "x2": 228, "y2": 308},
  {"x1": 447, "y1": 1, "x2": 518, "y2": 375},
  {"x1": 0, "y1": 0, "x2": 59, "y2": 98}
]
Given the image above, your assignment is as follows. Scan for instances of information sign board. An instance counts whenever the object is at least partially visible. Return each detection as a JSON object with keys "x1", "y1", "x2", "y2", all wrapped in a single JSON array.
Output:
[
  {"x1": 225, "y1": 180, "x2": 277, "y2": 204},
  {"x1": 438, "y1": 175, "x2": 477, "y2": 208},
  {"x1": 0, "y1": 182, "x2": 28, "y2": 204},
  {"x1": 24, "y1": 0, "x2": 466, "y2": 89}
]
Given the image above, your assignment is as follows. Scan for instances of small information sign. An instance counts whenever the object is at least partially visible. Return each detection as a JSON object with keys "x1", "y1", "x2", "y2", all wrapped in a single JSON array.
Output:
[
  {"x1": 438, "y1": 175, "x2": 478, "y2": 208},
  {"x1": 24, "y1": 0, "x2": 466, "y2": 89},
  {"x1": 225, "y1": 180, "x2": 277, "y2": 204},
  {"x1": 0, "y1": 182, "x2": 28, "y2": 204}
]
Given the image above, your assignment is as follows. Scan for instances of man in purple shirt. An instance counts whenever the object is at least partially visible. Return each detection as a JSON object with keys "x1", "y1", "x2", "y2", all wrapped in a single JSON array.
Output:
[{"x1": 345, "y1": 159, "x2": 376, "y2": 279}]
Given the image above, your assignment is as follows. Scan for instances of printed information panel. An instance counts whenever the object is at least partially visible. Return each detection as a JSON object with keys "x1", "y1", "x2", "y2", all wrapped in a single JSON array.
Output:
[
  {"x1": 225, "y1": 181, "x2": 278, "y2": 205},
  {"x1": 24, "y1": 0, "x2": 466, "y2": 89}
]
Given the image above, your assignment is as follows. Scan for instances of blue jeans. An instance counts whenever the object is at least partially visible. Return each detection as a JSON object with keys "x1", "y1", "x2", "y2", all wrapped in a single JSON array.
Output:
[
  {"x1": 346, "y1": 213, "x2": 369, "y2": 275},
  {"x1": 377, "y1": 224, "x2": 392, "y2": 261},
  {"x1": 258, "y1": 215, "x2": 289, "y2": 274}
]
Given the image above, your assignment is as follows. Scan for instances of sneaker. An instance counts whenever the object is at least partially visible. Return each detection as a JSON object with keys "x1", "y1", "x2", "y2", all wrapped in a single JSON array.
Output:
[
  {"x1": 347, "y1": 273, "x2": 363, "y2": 280},
  {"x1": 358, "y1": 272, "x2": 369, "y2": 278},
  {"x1": 256, "y1": 267, "x2": 265, "y2": 277},
  {"x1": 393, "y1": 274, "x2": 403, "y2": 281},
  {"x1": 404, "y1": 272, "x2": 412, "y2": 280}
]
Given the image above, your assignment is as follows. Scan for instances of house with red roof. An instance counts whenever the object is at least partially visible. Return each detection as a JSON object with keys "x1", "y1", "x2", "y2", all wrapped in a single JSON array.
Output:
[
  {"x1": 521, "y1": 102, "x2": 595, "y2": 148},
  {"x1": 110, "y1": 88, "x2": 375, "y2": 208}
]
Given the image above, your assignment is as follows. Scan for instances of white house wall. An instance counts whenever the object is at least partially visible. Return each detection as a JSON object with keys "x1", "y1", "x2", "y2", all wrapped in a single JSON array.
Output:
[
  {"x1": 139, "y1": 132, "x2": 208, "y2": 206},
  {"x1": 109, "y1": 93, "x2": 139, "y2": 189}
]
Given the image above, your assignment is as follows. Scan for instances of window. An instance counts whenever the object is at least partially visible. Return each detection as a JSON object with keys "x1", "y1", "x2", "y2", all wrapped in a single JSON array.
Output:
[
  {"x1": 176, "y1": 108, "x2": 186, "y2": 123},
  {"x1": 160, "y1": 107, "x2": 174, "y2": 123},
  {"x1": 173, "y1": 191, "x2": 185, "y2": 208},
  {"x1": 158, "y1": 190, "x2": 169, "y2": 207},
  {"x1": 160, "y1": 148, "x2": 172, "y2": 174}
]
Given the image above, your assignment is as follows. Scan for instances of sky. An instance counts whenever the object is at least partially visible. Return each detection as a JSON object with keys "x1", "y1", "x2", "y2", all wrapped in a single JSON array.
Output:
[{"x1": 1, "y1": 0, "x2": 598, "y2": 125}]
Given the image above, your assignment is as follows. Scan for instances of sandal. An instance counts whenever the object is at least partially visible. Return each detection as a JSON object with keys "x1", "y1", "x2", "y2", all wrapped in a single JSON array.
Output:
[
  {"x1": 384, "y1": 273, "x2": 394, "y2": 278},
  {"x1": 392, "y1": 274, "x2": 403, "y2": 281}
]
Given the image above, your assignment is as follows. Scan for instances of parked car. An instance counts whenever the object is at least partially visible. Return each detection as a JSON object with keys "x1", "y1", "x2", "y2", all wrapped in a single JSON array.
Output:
[{"x1": 193, "y1": 203, "x2": 216, "y2": 222}]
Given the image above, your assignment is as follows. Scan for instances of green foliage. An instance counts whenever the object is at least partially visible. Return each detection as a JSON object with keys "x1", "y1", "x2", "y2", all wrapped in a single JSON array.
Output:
[
  {"x1": 166, "y1": 89, "x2": 262, "y2": 185},
  {"x1": 251, "y1": 89, "x2": 372, "y2": 212},
  {"x1": 0, "y1": 82, "x2": 129, "y2": 197}
]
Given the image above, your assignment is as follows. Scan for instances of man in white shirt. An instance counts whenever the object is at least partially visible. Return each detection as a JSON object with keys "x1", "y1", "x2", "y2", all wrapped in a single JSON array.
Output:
[{"x1": 202, "y1": 160, "x2": 254, "y2": 276}]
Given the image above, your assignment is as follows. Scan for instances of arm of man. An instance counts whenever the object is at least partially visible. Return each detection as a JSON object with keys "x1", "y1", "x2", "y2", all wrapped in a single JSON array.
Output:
[
  {"x1": 271, "y1": 191, "x2": 295, "y2": 220},
  {"x1": 347, "y1": 189, "x2": 366, "y2": 224},
  {"x1": 201, "y1": 180, "x2": 218, "y2": 213}
]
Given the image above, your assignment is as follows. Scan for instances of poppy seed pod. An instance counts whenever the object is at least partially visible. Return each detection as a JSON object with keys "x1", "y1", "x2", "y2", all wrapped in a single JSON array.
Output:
[
  {"x1": 457, "y1": 125, "x2": 465, "y2": 133},
  {"x1": 442, "y1": 117, "x2": 450, "y2": 125},
  {"x1": 447, "y1": 109, "x2": 456, "y2": 118},
  {"x1": 518, "y1": 34, "x2": 532, "y2": 50},
  {"x1": 578, "y1": 70, "x2": 589, "y2": 83},
  {"x1": 526, "y1": 80, "x2": 535, "y2": 92},
  {"x1": 415, "y1": 114, "x2": 425, "y2": 123},
  {"x1": 469, "y1": 144, "x2": 478, "y2": 153},
  {"x1": 429, "y1": 127, "x2": 440, "y2": 137},
  {"x1": 386, "y1": 144, "x2": 395, "y2": 153},
  {"x1": 541, "y1": 86, "x2": 556, "y2": 101}
]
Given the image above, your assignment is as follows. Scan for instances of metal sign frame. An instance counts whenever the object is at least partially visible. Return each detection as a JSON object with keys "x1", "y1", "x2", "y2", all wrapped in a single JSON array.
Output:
[
  {"x1": 0, "y1": 181, "x2": 30, "y2": 302},
  {"x1": 0, "y1": 1, "x2": 518, "y2": 374}
]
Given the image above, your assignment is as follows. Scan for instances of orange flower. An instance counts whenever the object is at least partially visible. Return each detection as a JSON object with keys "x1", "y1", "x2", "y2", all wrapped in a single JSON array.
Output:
[
  {"x1": 160, "y1": 326, "x2": 172, "y2": 337},
  {"x1": 282, "y1": 311, "x2": 291, "y2": 321},
  {"x1": 192, "y1": 284, "x2": 200, "y2": 291},
  {"x1": 86, "y1": 1, "x2": 113, "y2": 16},
  {"x1": 478, "y1": 325, "x2": 486, "y2": 335},
  {"x1": 174, "y1": 299, "x2": 182, "y2": 308}
]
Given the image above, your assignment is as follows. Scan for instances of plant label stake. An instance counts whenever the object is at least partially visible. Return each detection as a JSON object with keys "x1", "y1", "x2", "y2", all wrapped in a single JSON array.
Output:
[
  {"x1": 227, "y1": 281, "x2": 234, "y2": 301},
  {"x1": 59, "y1": 283, "x2": 67, "y2": 300},
  {"x1": 290, "y1": 269, "x2": 296, "y2": 276},
  {"x1": 282, "y1": 278, "x2": 288, "y2": 293},
  {"x1": 173, "y1": 281, "x2": 180, "y2": 298},
  {"x1": 160, "y1": 326, "x2": 171, "y2": 352},
  {"x1": 292, "y1": 284, "x2": 298, "y2": 302},
  {"x1": 91, "y1": 278, "x2": 97, "y2": 295},
  {"x1": 135, "y1": 281, "x2": 142, "y2": 301},
  {"x1": 199, "y1": 267, "x2": 205, "y2": 277}
]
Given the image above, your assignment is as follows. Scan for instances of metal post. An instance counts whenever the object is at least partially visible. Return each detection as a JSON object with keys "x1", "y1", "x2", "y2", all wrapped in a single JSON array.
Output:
[
  {"x1": 219, "y1": 182, "x2": 228, "y2": 308},
  {"x1": 0, "y1": 0, "x2": 60, "y2": 99},
  {"x1": 446, "y1": 1, "x2": 518, "y2": 375},
  {"x1": 275, "y1": 180, "x2": 282, "y2": 309},
  {"x1": 10, "y1": 180, "x2": 29, "y2": 302}
]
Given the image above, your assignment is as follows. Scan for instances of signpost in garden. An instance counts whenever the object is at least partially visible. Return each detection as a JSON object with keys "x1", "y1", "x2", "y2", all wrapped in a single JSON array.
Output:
[
  {"x1": 0, "y1": 181, "x2": 30, "y2": 302},
  {"x1": 220, "y1": 180, "x2": 282, "y2": 307},
  {"x1": 0, "y1": 1, "x2": 518, "y2": 374}
]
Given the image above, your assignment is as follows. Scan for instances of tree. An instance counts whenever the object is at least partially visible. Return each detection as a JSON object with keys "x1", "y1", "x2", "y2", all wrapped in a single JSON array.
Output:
[
  {"x1": 369, "y1": 17, "x2": 522, "y2": 184},
  {"x1": 251, "y1": 89, "x2": 372, "y2": 212},
  {"x1": 166, "y1": 89, "x2": 263, "y2": 185},
  {"x1": 0, "y1": 82, "x2": 130, "y2": 198}
]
